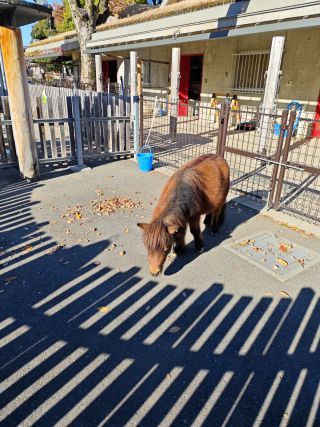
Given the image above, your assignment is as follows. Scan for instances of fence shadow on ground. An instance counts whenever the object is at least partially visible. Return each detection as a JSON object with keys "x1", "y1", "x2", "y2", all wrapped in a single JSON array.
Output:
[{"x1": 0, "y1": 179, "x2": 319, "y2": 426}]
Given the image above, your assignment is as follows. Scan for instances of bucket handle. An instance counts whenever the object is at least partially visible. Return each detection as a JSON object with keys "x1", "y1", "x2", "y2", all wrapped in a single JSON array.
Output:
[{"x1": 141, "y1": 144, "x2": 152, "y2": 154}]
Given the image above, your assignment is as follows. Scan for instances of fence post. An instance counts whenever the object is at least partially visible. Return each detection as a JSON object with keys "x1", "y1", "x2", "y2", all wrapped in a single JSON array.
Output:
[
  {"x1": 273, "y1": 110, "x2": 296, "y2": 210},
  {"x1": 0, "y1": 27, "x2": 39, "y2": 180},
  {"x1": 66, "y1": 96, "x2": 76, "y2": 158},
  {"x1": 130, "y1": 51, "x2": 140, "y2": 157},
  {"x1": 71, "y1": 96, "x2": 86, "y2": 170},
  {"x1": 95, "y1": 55, "x2": 103, "y2": 92},
  {"x1": 267, "y1": 109, "x2": 288, "y2": 209},
  {"x1": 258, "y1": 36, "x2": 285, "y2": 154},
  {"x1": 217, "y1": 102, "x2": 230, "y2": 157},
  {"x1": 137, "y1": 58, "x2": 144, "y2": 149},
  {"x1": 169, "y1": 47, "x2": 181, "y2": 142}
]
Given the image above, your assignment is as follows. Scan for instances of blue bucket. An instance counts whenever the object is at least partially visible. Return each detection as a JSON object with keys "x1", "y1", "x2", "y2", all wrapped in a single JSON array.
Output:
[
  {"x1": 137, "y1": 146, "x2": 154, "y2": 172},
  {"x1": 274, "y1": 123, "x2": 288, "y2": 137}
]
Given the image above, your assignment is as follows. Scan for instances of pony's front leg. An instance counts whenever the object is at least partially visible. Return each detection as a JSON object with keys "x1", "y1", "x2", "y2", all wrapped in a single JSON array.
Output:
[
  {"x1": 189, "y1": 215, "x2": 204, "y2": 253},
  {"x1": 173, "y1": 229, "x2": 186, "y2": 256}
]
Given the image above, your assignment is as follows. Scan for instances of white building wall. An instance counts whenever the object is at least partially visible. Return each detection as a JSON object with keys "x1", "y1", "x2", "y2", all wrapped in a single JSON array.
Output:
[{"x1": 122, "y1": 28, "x2": 320, "y2": 111}]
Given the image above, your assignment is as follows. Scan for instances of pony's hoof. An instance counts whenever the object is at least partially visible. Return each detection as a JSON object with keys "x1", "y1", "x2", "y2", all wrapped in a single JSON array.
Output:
[
  {"x1": 195, "y1": 241, "x2": 204, "y2": 253},
  {"x1": 174, "y1": 246, "x2": 185, "y2": 256},
  {"x1": 204, "y1": 214, "x2": 212, "y2": 226}
]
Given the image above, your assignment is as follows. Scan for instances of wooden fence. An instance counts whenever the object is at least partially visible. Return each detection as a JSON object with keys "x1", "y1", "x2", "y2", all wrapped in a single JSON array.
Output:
[
  {"x1": 28, "y1": 84, "x2": 132, "y2": 164},
  {"x1": 0, "y1": 85, "x2": 132, "y2": 169},
  {"x1": 0, "y1": 96, "x2": 17, "y2": 166}
]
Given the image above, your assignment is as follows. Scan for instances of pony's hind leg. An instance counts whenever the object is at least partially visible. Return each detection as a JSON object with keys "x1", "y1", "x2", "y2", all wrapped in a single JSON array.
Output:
[
  {"x1": 218, "y1": 203, "x2": 226, "y2": 226},
  {"x1": 211, "y1": 204, "x2": 224, "y2": 234},
  {"x1": 189, "y1": 215, "x2": 204, "y2": 252}
]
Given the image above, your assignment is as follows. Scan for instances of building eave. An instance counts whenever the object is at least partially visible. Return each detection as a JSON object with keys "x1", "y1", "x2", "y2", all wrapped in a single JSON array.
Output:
[
  {"x1": 25, "y1": 37, "x2": 79, "y2": 59},
  {"x1": 86, "y1": 0, "x2": 320, "y2": 53},
  {"x1": 86, "y1": 16, "x2": 320, "y2": 54}
]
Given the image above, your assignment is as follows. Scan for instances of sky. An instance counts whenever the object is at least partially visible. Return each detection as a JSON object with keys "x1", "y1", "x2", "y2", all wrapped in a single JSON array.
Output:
[
  {"x1": 22, "y1": 24, "x2": 33, "y2": 46},
  {"x1": 21, "y1": 0, "x2": 53, "y2": 47}
]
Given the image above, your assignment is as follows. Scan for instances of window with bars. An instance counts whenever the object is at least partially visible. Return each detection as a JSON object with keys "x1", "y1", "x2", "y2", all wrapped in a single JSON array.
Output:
[{"x1": 231, "y1": 51, "x2": 270, "y2": 94}]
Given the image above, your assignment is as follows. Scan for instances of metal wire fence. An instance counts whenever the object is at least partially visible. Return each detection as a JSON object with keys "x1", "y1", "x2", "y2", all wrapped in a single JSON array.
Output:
[
  {"x1": 275, "y1": 112, "x2": 320, "y2": 224},
  {"x1": 143, "y1": 97, "x2": 220, "y2": 170},
  {"x1": 143, "y1": 97, "x2": 320, "y2": 225}
]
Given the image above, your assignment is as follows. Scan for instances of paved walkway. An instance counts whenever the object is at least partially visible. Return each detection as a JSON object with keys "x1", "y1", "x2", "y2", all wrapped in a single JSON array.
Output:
[{"x1": 1, "y1": 161, "x2": 319, "y2": 426}]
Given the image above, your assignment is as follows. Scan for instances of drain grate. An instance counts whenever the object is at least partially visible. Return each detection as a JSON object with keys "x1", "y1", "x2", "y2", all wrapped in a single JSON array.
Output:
[{"x1": 225, "y1": 231, "x2": 320, "y2": 282}]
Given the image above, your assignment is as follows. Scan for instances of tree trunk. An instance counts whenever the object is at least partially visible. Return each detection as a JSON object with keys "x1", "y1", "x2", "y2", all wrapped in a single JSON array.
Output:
[
  {"x1": 67, "y1": 0, "x2": 96, "y2": 90},
  {"x1": 79, "y1": 38, "x2": 95, "y2": 90}
]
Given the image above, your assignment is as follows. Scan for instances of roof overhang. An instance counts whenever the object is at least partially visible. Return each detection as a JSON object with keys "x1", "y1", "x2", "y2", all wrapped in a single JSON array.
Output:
[
  {"x1": 87, "y1": 16, "x2": 320, "y2": 54},
  {"x1": 86, "y1": 0, "x2": 320, "y2": 53},
  {"x1": 25, "y1": 37, "x2": 79, "y2": 59},
  {"x1": 0, "y1": 0, "x2": 51, "y2": 26}
]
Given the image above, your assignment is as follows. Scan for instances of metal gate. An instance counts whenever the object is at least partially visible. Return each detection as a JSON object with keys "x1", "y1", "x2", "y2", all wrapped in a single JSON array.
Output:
[
  {"x1": 268, "y1": 111, "x2": 320, "y2": 223},
  {"x1": 143, "y1": 97, "x2": 320, "y2": 225},
  {"x1": 213, "y1": 105, "x2": 319, "y2": 224}
]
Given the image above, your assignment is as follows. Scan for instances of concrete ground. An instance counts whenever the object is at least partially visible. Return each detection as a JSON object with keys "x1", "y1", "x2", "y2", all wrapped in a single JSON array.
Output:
[{"x1": 0, "y1": 160, "x2": 319, "y2": 427}]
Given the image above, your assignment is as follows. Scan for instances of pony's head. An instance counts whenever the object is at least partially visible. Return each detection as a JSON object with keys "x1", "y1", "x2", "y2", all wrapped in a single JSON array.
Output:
[{"x1": 137, "y1": 220, "x2": 179, "y2": 276}]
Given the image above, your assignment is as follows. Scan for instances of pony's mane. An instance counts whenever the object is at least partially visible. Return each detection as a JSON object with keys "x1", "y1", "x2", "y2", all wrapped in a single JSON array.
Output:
[
  {"x1": 167, "y1": 170, "x2": 204, "y2": 221},
  {"x1": 144, "y1": 220, "x2": 174, "y2": 254},
  {"x1": 144, "y1": 169, "x2": 206, "y2": 253}
]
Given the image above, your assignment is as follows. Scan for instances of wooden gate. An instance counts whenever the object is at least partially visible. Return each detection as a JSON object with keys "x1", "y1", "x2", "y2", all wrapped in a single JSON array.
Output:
[
  {"x1": 28, "y1": 85, "x2": 132, "y2": 167},
  {"x1": 0, "y1": 85, "x2": 132, "y2": 173}
]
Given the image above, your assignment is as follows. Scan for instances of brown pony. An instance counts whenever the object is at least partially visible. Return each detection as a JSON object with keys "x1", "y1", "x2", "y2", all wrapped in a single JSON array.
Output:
[{"x1": 138, "y1": 154, "x2": 230, "y2": 276}]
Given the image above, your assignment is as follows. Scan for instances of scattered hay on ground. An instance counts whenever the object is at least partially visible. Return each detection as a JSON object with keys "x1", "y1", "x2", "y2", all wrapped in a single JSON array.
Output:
[{"x1": 91, "y1": 197, "x2": 143, "y2": 216}]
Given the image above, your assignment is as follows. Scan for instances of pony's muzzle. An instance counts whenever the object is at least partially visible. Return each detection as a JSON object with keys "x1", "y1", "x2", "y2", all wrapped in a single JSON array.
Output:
[{"x1": 150, "y1": 270, "x2": 161, "y2": 277}]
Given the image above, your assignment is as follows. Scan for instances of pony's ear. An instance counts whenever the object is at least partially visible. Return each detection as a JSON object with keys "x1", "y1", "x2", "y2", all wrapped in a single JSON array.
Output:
[
  {"x1": 167, "y1": 225, "x2": 180, "y2": 235},
  {"x1": 137, "y1": 223, "x2": 149, "y2": 231}
]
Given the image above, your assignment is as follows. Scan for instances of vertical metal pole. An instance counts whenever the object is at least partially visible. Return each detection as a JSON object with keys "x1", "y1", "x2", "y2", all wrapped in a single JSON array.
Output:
[
  {"x1": 170, "y1": 47, "x2": 181, "y2": 142},
  {"x1": 273, "y1": 110, "x2": 296, "y2": 210},
  {"x1": 258, "y1": 36, "x2": 285, "y2": 154},
  {"x1": 95, "y1": 54, "x2": 103, "y2": 92},
  {"x1": 267, "y1": 109, "x2": 288, "y2": 208},
  {"x1": 137, "y1": 58, "x2": 144, "y2": 149},
  {"x1": 217, "y1": 103, "x2": 230, "y2": 157},
  {"x1": 130, "y1": 51, "x2": 139, "y2": 157},
  {"x1": 220, "y1": 103, "x2": 230, "y2": 158},
  {"x1": 72, "y1": 96, "x2": 84, "y2": 168}
]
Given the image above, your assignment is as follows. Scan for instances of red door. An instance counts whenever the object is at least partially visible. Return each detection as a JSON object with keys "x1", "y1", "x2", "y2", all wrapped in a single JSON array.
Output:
[
  {"x1": 102, "y1": 61, "x2": 109, "y2": 88},
  {"x1": 178, "y1": 55, "x2": 191, "y2": 116},
  {"x1": 312, "y1": 91, "x2": 320, "y2": 138}
]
